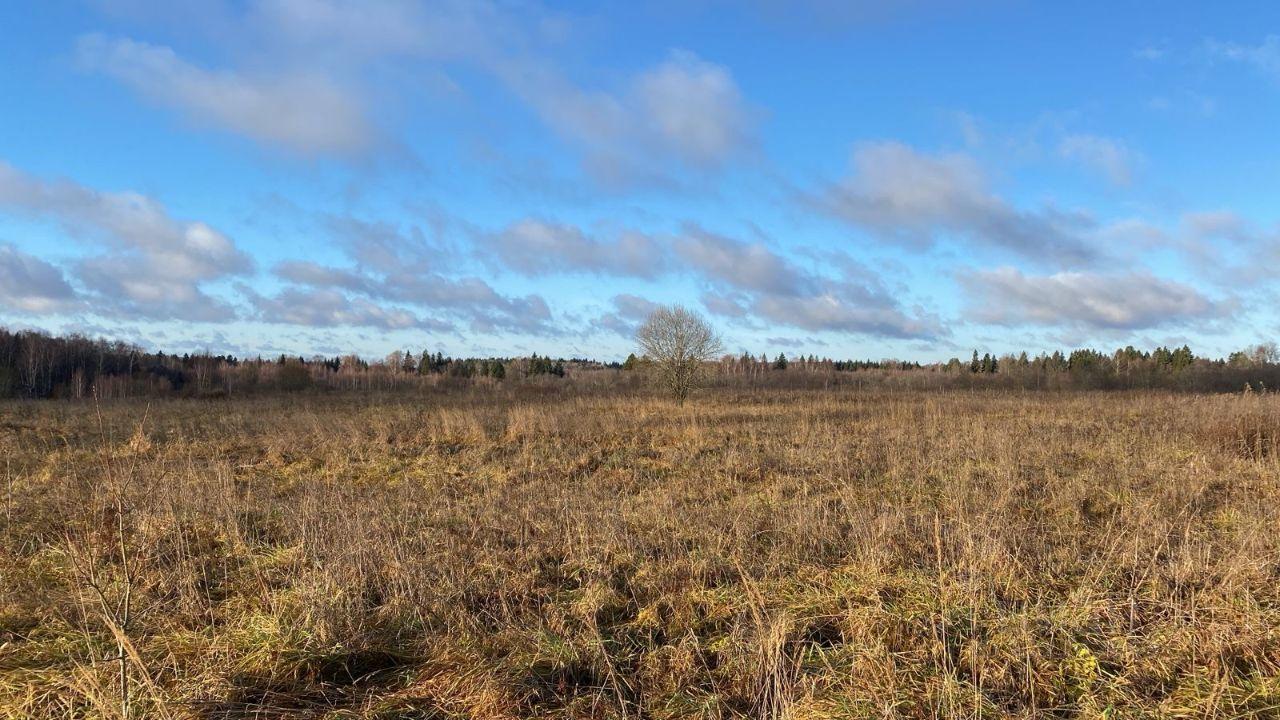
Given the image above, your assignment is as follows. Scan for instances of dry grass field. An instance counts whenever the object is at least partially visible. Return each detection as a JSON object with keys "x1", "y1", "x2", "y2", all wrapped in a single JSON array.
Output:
[{"x1": 2, "y1": 387, "x2": 1279, "y2": 718}]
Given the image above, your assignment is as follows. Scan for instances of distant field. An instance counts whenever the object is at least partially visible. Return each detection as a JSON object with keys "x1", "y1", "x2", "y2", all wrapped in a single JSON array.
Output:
[{"x1": 2, "y1": 388, "x2": 1278, "y2": 718}]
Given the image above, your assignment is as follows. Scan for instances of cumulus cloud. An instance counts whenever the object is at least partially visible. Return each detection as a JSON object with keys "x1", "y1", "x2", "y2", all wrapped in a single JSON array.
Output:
[
  {"x1": 0, "y1": 160, "x2": 249, "y2": 321},
  {"x1": 77, "y1": 34, "x2": 373, "y2": 155},
  {"x1": 812, "y1": 141, "x2": 1101, "y2": 266},
  {"x1": 676, "y1": 225, "x2": 939, "y2": 339},
  {"x1": 675, "y1": 227, "x2": 806, "y2": 295},
  {"x1": 76, "y1": 1, "x2": 517, "y2": 157},
  {"x1": 1059, "y1": 134, "x2": 1136, "y2": 186},
  {"x1": 0, "y1": 244, "x2": 80, "y2": 313},
  {"x1": 79, "y1": 3, "x2": 754, "y2": 181},
  {"x1": 480, "y1": 219, "x2": 666, "y2": 278},
  {"x1": 633, "y1": 51, "x2": 753, "y2": 168},
  {"x1": 498, "y1": 50, "x2": 755, "y2": 184},
  {"x1": 959, "y1": 267, "x2": 1230, "y2": 330}
]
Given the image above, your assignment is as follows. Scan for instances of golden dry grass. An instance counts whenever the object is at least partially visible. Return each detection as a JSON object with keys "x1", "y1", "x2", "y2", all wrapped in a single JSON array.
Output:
[{"x1": 2, "y1": 388, "x2": 1279, "y2": 718}]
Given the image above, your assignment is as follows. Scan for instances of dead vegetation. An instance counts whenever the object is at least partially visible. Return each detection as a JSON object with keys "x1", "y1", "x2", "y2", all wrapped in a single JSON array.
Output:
[{"x1": 1, "y1": 387, "x2": 1279, "y2": 718}]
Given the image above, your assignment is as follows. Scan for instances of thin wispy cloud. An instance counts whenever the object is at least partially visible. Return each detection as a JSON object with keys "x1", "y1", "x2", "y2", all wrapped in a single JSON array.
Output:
[
  {"x1": 1206, "y1": 34, "x2": 1280, "y2": 79},
  {"x1": 1058, "y1": 134, "x2": 1137, "y2": 187}
]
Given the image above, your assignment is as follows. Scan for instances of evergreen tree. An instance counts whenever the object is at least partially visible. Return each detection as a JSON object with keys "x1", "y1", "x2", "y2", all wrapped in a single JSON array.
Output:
[
  {"x1": 774, "y1": 353, "x2": 789, "y2": 370},
  {"x1": 1170, "y1": 345, "x2": 1194, "y2": 370}
]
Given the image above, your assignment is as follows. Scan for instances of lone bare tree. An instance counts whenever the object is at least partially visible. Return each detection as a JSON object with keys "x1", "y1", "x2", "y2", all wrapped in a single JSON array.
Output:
[{"x1": 636, "y1": 305, "x2": 723, "y2": 403}]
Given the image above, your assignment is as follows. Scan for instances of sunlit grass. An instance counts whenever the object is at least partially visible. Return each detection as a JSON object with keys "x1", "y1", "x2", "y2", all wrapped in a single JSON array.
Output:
[{"x1": 1, "y1": 387, "x2": 1278, "y2": 718}]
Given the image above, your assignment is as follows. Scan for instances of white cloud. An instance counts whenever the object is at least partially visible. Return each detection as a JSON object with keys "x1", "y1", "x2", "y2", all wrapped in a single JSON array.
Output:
[
  {"x1": 79, "y1": 3, "x2": 754, "y2": 181},
  {"x1": 244, "y1": 0, "x2": 504, "y2": 62},
  {"x1": 700, "y1": 291, "x2": 750, "y2": 319},
  {"x1": 269, "y1": 217, "x2": 556, "y2": 335},
  {"x1": 633, "y1": 51, "x2": 753, "y2": 168},
  {"x1": 1174, "y1": 211, "x2": 1280, "y2": 286},
  {"x1": 676, "y1": 225, "x2": 939, "y2": 339},
  {"x1": 752, "y1": 293, "x2": 939, "y2": 338},
  {"x1": 589, "y1": 294, "x2": 661, "y2": 337},
  {"x1": 0, "y1": 160, "x2": 250, "y2": 321},
  {"x1": 959, "y1": 267, "x2": 1230, "y2": 330},
  {"x1": 76, "y1": 33, "x2": 373, "y2": 155},
  {"x1": 0, "y1": 244, "x2": 80, "y2": 313},
  {"x1": 275, "y1": 261, "x2": 373, "y2": 293},
  {"x1": 675, "y1": 227, "x2": 806, "y2": 296},
  {"x1": 813, "y1": 141, "x2": 1102, "y2": 266},
  {"x1": 274, "y1": 262, "x2": 554, "y2": 335},
  {"x1": 497, "y1": 50, "x2": 755, "y2": 184},
  {"x1": 480, "y1": 219, "x2": 666, "y2": 278},
  {"x1": 572, "y1": 224, "x2": 941, "y2": 340},
  {"x1": 243, "y1": 285, "x2": 452, "y2": 331}
]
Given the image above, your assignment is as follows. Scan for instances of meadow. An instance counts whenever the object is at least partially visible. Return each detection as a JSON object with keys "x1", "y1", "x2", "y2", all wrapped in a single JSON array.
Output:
[{"x1": 1, "y1": 385, "x2": 1278, "y2": 718}]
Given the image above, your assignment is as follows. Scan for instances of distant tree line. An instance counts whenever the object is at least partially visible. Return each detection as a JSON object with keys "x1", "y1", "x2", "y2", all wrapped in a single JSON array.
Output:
[
  {"x1": 0, "y1": 328, "x2": 589, "y2": 399},
  {"x1": 708, "y1": 352, "x2": 924, "y2": 378},
  {"x1": 694, "y1": 343, "x2": 1280, "y2": 392},
  {"x1": 934, "y1": 343, "x2": 1280, "y2": 391},
  {"x1": 0, "y1": 329, "x2": 241, "y2": 399},
  {"x1": 3, "y1": 326, "x2": 1279, "y2": 399}
]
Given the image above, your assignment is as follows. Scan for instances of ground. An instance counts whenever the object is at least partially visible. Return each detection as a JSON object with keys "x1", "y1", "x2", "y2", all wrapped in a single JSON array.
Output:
[{"x1": 1, "y1": 387, "x2": 1278, "y2": 718}]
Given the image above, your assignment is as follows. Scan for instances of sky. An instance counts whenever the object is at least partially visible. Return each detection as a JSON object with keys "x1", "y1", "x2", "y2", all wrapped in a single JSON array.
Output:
[{"x1": 1, "y1": 1, "x2": 1279, "y2": 362}]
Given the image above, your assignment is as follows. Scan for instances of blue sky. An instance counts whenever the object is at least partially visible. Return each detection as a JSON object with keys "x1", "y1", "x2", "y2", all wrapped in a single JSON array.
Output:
[{"x1": 1, "y1": 1, "x2": 1278, "y2": 361}]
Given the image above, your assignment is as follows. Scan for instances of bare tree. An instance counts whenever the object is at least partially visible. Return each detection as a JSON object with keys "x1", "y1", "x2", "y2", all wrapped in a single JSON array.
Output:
[
  {"x1": 636, "y1": 305, "x2": 723, "y2": 403},
  {"x1": 1250, "y1": 342, "x2": 1279, "y2": 364}
]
